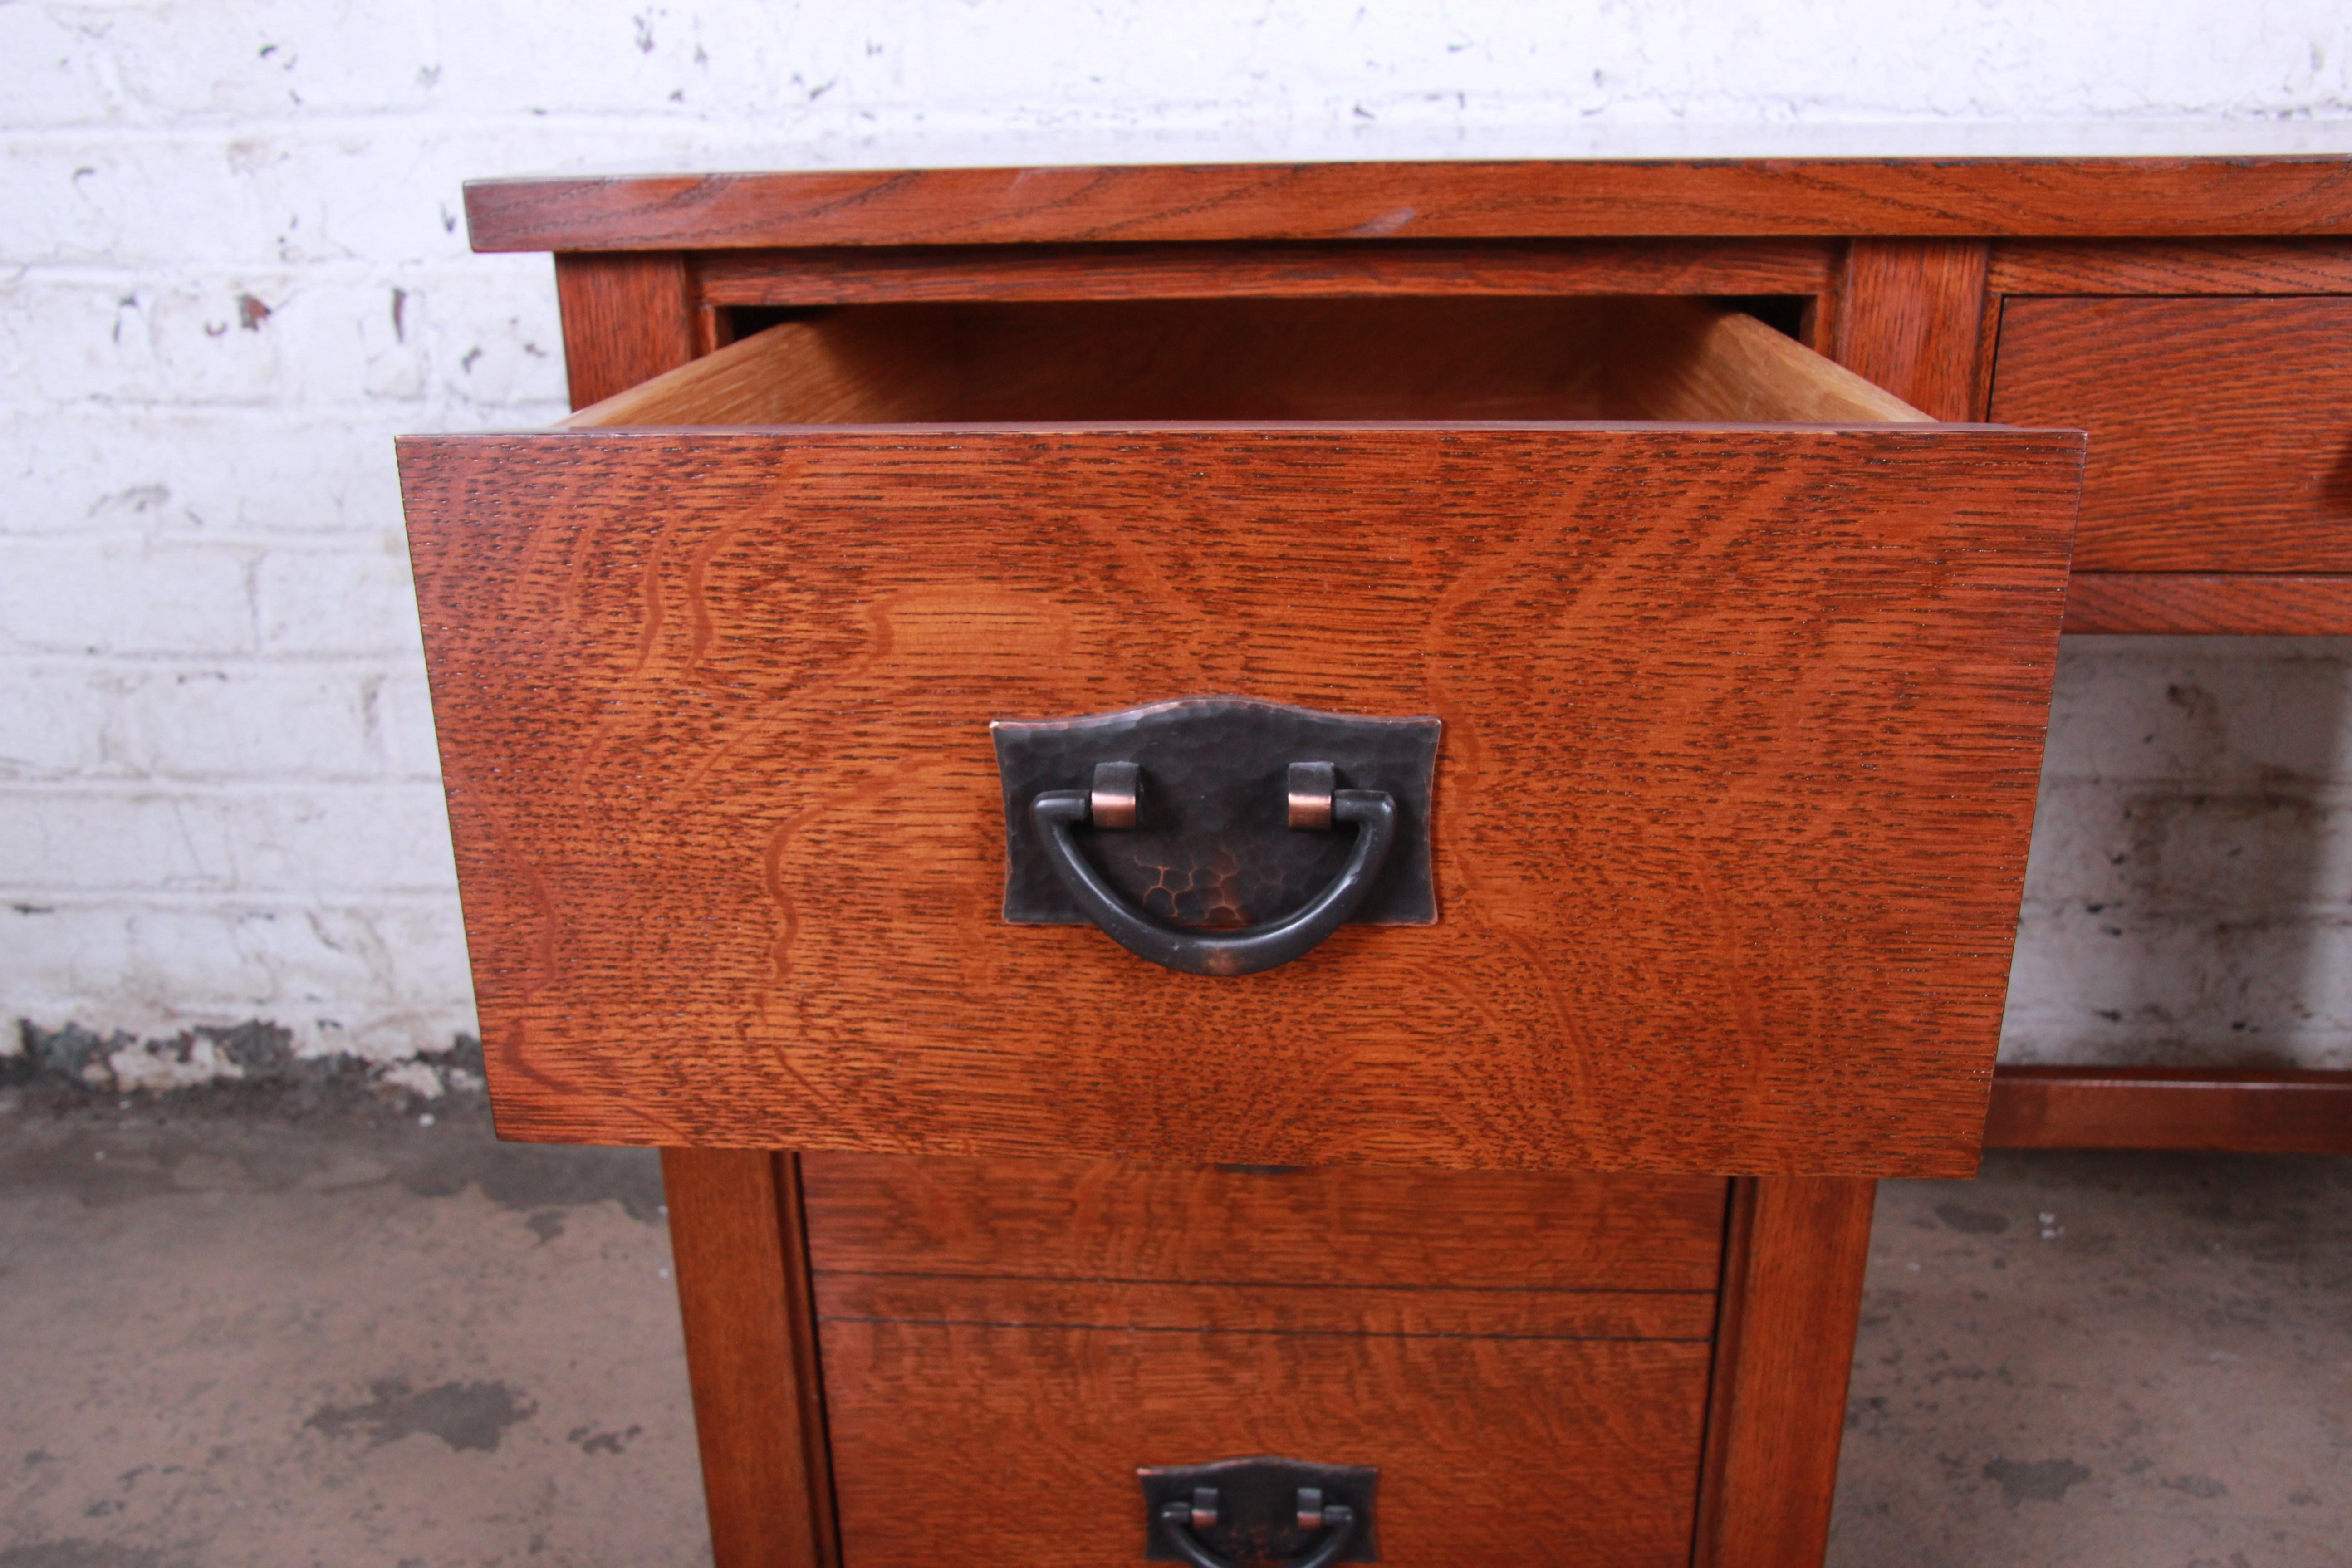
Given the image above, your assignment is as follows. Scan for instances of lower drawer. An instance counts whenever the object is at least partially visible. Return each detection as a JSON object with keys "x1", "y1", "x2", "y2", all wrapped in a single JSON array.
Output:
[{"x1": 802, "y1": 1154, "x2": 1727, "y2": 1567}]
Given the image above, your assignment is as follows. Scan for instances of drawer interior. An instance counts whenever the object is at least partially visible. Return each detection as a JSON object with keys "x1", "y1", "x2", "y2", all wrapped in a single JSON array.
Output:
[
  {"x1": 566, "y1": 296, "x2": 1927, "y2": 427},
  {"x1": 804, "y1": 1153, "x2": 1727, "y2": 1568}
]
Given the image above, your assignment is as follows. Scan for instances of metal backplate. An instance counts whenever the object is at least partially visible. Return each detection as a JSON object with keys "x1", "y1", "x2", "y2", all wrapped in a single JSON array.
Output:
[
  {"x1": 993, "y1": 696, "x2": 1439, "y2": 929},
  {"x1": 1138, "y1": 1457, "x2": 1381, "y2": 1565}
]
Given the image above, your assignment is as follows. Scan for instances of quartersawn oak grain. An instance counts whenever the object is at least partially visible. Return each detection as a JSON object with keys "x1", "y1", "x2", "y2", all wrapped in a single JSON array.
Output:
[
  {"x1": 2061, "y1": 573, "x2": 2352, "y2": 635},
  {"x1": 818, "y1": 1314, "x2": 1709, "y2": 1568},
  {"x1": 463, "y1": 159, "x2": 2352, "y2": 252},
  {"x1": 802, "y1": 1152, "x2": 1721, "y2": 1561},
  {"x1": 399, "y1": 425, "x2": 2079, "y2": 1174},
  {"x1": 799, "y1": 1153, "x2": 1729, "y2": 1292},
  {"x1": 553, "y1": 252, "x2": 699, "y2": 409},
  {"x1": 1830, "y1": 240, "x2": 1991, "y2": 422},
  {"x1": 1990, "y1": 296, "x2": 2352, "y2": 573},
  {"x1": 1986, "y1": 238, "x2": 2352, "y2": 295}
]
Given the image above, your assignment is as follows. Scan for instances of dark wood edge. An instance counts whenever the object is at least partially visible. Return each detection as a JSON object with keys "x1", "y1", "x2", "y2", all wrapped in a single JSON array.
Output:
[
  {"x1": 1986, "y1": 1066, "x2": 2352, "y2": 1153},
  {"x1": 659, "y1": 1149, "x2": 839, "y2": 1568},
  {"x1": 1691, "y1": 1179, "x2": 1759, "y2": 1568},
  {"x1": 466, "y1": 158, "x2": 2352, "y2": 253},
  {"x1": 774, "y1": 1153, "x2": 840, "y2": 1568},
  {"x1": 692, "y1": 238, "x2": 1839, "y2": 305},
  {"x1": 1989, "y1": 238, "x2": 2352, "y2": 294},
  {"x1": 1692, "y1": 1176, "x2": 1877, "y2": 1568},
  {"x1": 2061, "y1": 573, "x2": 2352, "y2": 634}
]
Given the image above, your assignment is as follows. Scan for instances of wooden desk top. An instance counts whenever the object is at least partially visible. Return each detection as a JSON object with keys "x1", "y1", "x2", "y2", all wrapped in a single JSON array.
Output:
[{"x1": 465, "y1": 157, "x2": 2352, "y2": 253}]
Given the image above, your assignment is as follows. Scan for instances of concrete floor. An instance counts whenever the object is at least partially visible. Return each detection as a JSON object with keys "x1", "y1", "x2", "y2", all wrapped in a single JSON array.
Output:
[{"x1": 0, "y1": 1096, "x2": 2344, "y2": 1568}]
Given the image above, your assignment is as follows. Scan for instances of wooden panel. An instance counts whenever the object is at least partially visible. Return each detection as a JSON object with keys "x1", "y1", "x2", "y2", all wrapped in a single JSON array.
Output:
[
  {"x1": 819, "y1": 1311, "x2": 1709, "y2": 1568},
  {"x1": 657, "y1": 1149, "x2": 835, "y2": 1568},
  {"x1": 695, "y1": 239, "x2": 1839, "y2": 305},
  {"x1": 1693, "y1": 1176, "x2": 1878, "y2": 1568},
  {"x1": 1989, "y1": 239, "x2": 2352, "y2": 294},
  {"x1": 2062, "y1": 573, "x2": 2352, "y2": 634},
  {"x1": 818, "y1": 1272, "x2": 1716, "y2": 1341},
  {"x1": 399, "y1": 426, "x2": 2078, "y2": 1173},
  {"x1": 553, "y1": 252, "x2": 698, "y2": 408},
  {"x1": 800, "y1": 1153, "x2": 1728, "y2": 1292},
  {"x1": 1985, "y1": 1066, "x2": 2352, "y2": 1152},
  {"x1": 1989, "y1": 296, "x2": 2352, "y2": 572},
  {"x1": 568, "y1": 299, "x2": 1922, "y2": 428},
  {"x1": 465, "y1": 159, "x2": 2352, "y2": 252},
  {"x1": 1830, "y1": 240, "x2": 1992, "y2": 421}
]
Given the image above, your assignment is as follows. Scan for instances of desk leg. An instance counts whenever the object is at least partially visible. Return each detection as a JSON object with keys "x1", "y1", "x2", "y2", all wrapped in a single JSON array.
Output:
[
  {"x1": 662, "y1": 1148, "x2": 838, "y2": 1568},
  {"x1": 1693, "y1": 1176, "x2": 1878, "y2": 1568}
]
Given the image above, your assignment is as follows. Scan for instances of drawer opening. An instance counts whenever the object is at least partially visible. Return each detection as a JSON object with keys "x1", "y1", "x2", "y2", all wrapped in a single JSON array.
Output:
[{"x1": 564, "y1": 296, "x2": 1929, "y2": 429}]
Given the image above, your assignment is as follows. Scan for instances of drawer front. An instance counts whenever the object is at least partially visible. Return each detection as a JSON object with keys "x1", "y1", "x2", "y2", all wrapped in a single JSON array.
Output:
[
  {"x1": 805, "y1": 1155, "x2": 1722, "y2": 1568},
  {"x1": 819, "y1": 1316, "x2": 1710, "y2": 1568},
  {"x1": 398, "y1": 424, "x2": 2080, "y2": 1174},
  {"x1": 1989, "y1": 295, "x2": 2352, "y2": 572},
  {"x1": 799, "y1": 1153, "x2": 1732, "y2": 1292}
]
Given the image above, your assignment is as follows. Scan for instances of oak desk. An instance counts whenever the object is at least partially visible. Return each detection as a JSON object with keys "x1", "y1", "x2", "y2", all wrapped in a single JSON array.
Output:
[{"x1": 402, "y1": 157, "x2": 2352, "y2": 1568}]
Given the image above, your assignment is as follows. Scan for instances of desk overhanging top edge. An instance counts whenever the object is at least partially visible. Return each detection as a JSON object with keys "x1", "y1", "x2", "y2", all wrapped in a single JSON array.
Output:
[{"x1": 463, "y1": 157, "x2": 2352, "y2": 252}]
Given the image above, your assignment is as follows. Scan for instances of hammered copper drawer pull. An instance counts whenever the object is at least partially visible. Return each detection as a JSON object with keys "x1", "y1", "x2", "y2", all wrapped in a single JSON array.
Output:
[
  {"x1": 992, "y1": 696, "x2": 1441, "y2": 977},
  {"x1": 1138, "y1": 1458, "x2": 1379, "y2": 1568},
  {"x1": 1032, "y1": 760, "x2": 1396, "y2": 976}
]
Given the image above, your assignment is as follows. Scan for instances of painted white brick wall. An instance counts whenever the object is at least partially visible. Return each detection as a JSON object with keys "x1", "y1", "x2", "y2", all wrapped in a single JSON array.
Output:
[{"x1": 5, "y1": 0, "x2": 2351, "y2": 1077}]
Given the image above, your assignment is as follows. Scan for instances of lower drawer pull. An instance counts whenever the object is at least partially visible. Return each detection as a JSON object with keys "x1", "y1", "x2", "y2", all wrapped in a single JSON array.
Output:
[
  {"x1": 1157, "y1": 1490, "x2": 1358, "y2": 1568},
  {"x1": 1033, "y1": 767, "x2": 1396, "y2": 978},
  {"x1": 1138, "y1": 1457, "x2": 1379, "y2": 1567}
]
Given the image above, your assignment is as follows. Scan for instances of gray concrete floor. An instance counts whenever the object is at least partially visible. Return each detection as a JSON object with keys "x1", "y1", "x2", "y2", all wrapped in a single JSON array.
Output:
[
  {"x1": 1, "y1": 1095, "x2": 2344, "y2": 1567},
  {"x1": 1831, "y1": 1150, "x2": 2352, "y2": 1568}
]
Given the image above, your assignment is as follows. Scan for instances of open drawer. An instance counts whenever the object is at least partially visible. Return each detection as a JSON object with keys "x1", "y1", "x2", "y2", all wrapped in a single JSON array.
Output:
[{"x1": 397, "y1": 296, "x2": 2082, "y2": 1176}]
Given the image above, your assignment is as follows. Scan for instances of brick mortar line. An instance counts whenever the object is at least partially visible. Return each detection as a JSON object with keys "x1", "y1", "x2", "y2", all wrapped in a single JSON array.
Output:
[
  {"x1": 1, "y1": 779, "x2": 450, "y2": 791},
  {"x1": 0, "y1": 653, "x2": 433, "y2": 667},
  {"x1": 3, "y1": 260, "x2": 540, "y2": 281},
  {"x1": 0, "y1": 780, "x2": 449, "y2": 797},
  {"x1": 1, "y1": 891, "x2": 462, "y2": 907}
]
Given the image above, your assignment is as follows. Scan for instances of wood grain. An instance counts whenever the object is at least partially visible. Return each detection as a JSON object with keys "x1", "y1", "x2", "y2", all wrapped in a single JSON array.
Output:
[
  {"x1": 694, "y1": 239, "x2": 1840, "y2": 306},
  {"x1": 567, "y1": 298, "x2": 1922, "y2": 428},
  {"x1": 1988, "y1": 238, "x2": 2352, "y2": 295},
  {"x1": 657, "y1": 1149, "x2": 836, "y2": 1568},
  {"x1": 465, "y1": 159, "x2": 2352, "y2": 253},
  {"x1": 817, "y1": 1272, "x2": 1717, "y2": 1341},
  {"x1": 1830, "y1": 240, "x2": 1992, "y2": 421},
  {"x1": 400, "y1": 426, "x2": 2078, "y2": 1173},
  {"x1": 553, "y1": 253, "x2": 699, "y2": 409},
  {"x1": 819, "y1": 1312, "x2": 1709, "y2": 1568},
  {"x1": 799, "y1": 1153, "x2": 1729, "y2": 1292},
  {"x1": 563, "y1": 312, "x2": 958, "y2": 427},
  {"x1": 1984, "y1": 1066, "x2": 2352, "y2": 1152},
  {"x1": 1989, "y1": 296, "x2": 2352, "y2": 572},
  {"x1": 1693, "y1": 1176, "x2": 1878, "y2": 1568},
  {"x1": 2062, "y1": 573, "x2": 2352, "y2": 634}
]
